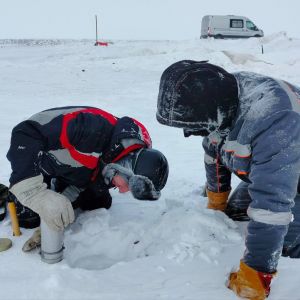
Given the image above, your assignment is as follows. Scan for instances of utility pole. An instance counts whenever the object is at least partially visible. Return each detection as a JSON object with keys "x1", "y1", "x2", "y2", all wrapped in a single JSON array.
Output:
[
  {"x1": 95, "y1": 15, "x2": 98, "y2": 44},
  {"x1": 95, "y1": 15, "x2": 99, "y2": 46},
  {"x1": 94, "y1": 15, "x2": 108, "y2": 46}
]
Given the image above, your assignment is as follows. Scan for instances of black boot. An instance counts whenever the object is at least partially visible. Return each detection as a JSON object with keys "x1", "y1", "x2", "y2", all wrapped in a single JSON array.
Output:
[
  {"x1": 282, "y1": 193, "x2": 300, "y2": 258},
  {"x1": 11, "y1": 194, "x2": 40, "y2": 229},
  {"x1": 282, "y1": 244, "x2": 300, "y2": 258},
  {"x1": 225, "y1": 206, "x2": 250, "y2": 221},
  {"x1": 0, "y1": 184, "x2": 9, "y2": 221},
  {"x1": 225, "y1": 181, "x2": 251, "y2": 222},
  {"x1": 0, "y1": 204, "x2": 5, "y2": 221}
]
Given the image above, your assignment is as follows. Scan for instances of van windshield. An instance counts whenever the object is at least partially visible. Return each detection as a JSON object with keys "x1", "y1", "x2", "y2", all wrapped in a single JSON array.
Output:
[{"x1": 246, "y1": 21, "x2": 258, "y2": 31}]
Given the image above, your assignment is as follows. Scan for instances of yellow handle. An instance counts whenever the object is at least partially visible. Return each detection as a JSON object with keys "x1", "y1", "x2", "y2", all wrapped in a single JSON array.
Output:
[{"x1": 7, "y1": 202, "x2": 21, "y2": 236}]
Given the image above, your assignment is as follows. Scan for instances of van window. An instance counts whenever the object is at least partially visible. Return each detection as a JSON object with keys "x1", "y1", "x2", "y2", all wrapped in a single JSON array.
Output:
[
  {"x1": 230, "y1": 19, "x2": 244, "y2": 28},
  {"x1": 246, "y1": 21, "x2": 257, "y2": 31}
]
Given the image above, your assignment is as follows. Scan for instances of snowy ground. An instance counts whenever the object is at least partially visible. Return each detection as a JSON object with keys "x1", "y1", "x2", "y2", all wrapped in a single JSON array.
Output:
[{"x1": 1, "y1": 33, "x2": 300, "y2": 300}]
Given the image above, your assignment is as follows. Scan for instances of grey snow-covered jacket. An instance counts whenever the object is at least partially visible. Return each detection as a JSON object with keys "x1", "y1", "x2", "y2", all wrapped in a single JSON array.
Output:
[
  {"x1": 203, "y1": 72, "x2": 300, "y2": 273},
  {"x1": 157, "y1": 66, "x2": 300, "y2": 273}
]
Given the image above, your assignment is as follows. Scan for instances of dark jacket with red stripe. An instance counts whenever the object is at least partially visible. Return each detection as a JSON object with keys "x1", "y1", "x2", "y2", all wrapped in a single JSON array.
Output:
[{"x1": 7, "y1": 106, "x2": 151, "y2": 190}]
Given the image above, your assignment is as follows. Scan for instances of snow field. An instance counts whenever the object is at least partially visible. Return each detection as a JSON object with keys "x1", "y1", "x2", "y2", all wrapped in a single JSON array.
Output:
[{"x1": 1, "y1": 33, "x2": 300, "y2": 299}]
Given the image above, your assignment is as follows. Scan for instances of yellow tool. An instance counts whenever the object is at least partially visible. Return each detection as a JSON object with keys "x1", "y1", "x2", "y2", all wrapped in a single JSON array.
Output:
[{"x1": 7, "y1": 201, "x2": 21, "y2": 236}]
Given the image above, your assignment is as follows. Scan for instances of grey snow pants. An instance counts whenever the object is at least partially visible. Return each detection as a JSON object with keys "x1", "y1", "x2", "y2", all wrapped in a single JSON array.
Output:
[{"x1": 226, "y1": 181, "x2": 300, "y2": 258}]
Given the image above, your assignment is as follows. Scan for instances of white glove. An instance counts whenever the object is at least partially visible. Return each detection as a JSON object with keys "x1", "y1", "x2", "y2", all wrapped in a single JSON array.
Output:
[{"x1": 10, "y1": 175, "x2": 75, "y2": 231}]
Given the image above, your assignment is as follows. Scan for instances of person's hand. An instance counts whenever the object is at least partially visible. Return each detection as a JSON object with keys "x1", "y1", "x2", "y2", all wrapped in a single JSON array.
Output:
[
  {"x1": 228, "y1": 261, "x2": 276, "y2": 300},
  {"x1": 32, "y1": 189, "x2": 74, "y2": 231},
  {"x1": 10, "y1": 175, "x2": 75, "y2": 231},
  {"x1": 22, "y1": 228, "x2": 41, "y2": 252},
  {"x1": 206, "y1": 189, "x2": 230, "y2": 211}
]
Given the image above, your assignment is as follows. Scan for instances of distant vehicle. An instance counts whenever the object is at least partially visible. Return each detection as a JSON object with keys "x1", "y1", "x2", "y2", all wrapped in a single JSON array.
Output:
[{"x1": 201, "y1": 15, "x2": 264, "y2": 39}]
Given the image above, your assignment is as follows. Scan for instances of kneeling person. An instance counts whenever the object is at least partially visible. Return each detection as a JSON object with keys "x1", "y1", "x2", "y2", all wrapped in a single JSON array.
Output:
[
  {"x1": 156, "y1": 60, "x2": 300, "y2": 300},
  {"x1": 7, "y1": 106, "x2": 169, "y2": 236}
]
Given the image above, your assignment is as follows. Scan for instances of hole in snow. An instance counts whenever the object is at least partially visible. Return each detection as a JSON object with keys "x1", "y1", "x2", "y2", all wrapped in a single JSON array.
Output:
[{"x1": 63, "y1": 199, "x2": 242, "y2": 270}]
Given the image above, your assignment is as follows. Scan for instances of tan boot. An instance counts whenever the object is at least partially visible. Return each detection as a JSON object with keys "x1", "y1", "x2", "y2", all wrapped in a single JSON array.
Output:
[
  {"x1": 22, "y1": 228, "x2": 41, "y2": 252},
  {"x1": 206, "y1": 189, "x2": 230, "y2": 211}
]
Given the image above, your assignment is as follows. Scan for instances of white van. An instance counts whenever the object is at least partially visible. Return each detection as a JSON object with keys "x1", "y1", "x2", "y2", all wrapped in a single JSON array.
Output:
[{"x1": 201, "y1": 15, "x2": 264, "y2": 39}]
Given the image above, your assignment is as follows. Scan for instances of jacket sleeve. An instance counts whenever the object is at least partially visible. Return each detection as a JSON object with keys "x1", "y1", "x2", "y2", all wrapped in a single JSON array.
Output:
[
  {"x1": 244, "y1": 111, "x2": 300, "y2": 273},
  {"x1": 7, "y1": 121, "x2": 46, "y2": 186},
  {"x1": 202, "y1": 137, "x2": 232, "y2": 192}
]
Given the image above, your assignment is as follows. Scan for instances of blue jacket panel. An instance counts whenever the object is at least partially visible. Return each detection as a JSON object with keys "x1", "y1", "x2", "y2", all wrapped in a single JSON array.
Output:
[{"x1": 203, "y1": 72, "x2": 300, "y2": 272}]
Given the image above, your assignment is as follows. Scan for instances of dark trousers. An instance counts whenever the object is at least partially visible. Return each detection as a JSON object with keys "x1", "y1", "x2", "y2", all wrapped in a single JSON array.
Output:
[
  {"x1": 53, "y1": 178, "x2": 112, "y2": 211},
  {"x1": 226, "y1": 181, "x2": 300, "y2": 258},
  {"x1": 72, "y1": 189, "x2": 112, "y2": 211}
]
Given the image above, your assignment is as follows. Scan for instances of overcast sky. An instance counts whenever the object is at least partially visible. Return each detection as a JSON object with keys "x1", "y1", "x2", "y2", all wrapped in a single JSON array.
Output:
[{"x1": 1, "y1": 0, "x2": 299, "y2": 40}]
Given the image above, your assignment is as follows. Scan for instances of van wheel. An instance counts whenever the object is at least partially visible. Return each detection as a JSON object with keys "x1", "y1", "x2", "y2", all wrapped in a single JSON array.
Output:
[
  {"x1": 254, "y1": 35, "x2": 261, "y2": 38},
  {"x1": 215, "y1": 34, "x2": 223, "y2": 39}
]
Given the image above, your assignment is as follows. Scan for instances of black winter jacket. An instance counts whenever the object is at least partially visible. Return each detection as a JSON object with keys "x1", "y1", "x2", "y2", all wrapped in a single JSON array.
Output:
[{"x1": 7, "y1": 106, "x2": 151, "y2": 192}]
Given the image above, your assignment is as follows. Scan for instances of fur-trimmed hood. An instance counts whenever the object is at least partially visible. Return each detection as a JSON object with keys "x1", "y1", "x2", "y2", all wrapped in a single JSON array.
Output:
[{"x1": 156, "y1": 60, "x2": 239, "y2": 136}]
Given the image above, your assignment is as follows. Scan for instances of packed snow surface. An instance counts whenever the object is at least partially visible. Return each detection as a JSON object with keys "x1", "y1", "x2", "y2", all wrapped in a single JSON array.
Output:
[{"x1": 1, "y1": 32, "x2": 300, "y2": 299}]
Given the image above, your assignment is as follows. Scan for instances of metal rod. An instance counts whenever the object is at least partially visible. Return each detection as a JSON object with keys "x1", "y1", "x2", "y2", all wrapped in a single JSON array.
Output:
[{"x1": 95, "y1": 15, "x2": 98, "y2": 43}]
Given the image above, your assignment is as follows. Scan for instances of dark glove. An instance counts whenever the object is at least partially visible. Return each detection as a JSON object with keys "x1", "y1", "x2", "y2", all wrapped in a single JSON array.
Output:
[
  {"x1": 73, "y1": 189, "x2": 112, "y2": 210},
  {"x1": 228, "y1": 261, "x2": 276, "y2": 300},
  {"x1": 183, "y1": 128, "x2": 210, "y2": 137}
]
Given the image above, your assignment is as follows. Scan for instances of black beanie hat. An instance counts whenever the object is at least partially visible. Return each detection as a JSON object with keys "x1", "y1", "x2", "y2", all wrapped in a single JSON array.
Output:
[{"x1": 156, "y1": 60, "x2": 239, "y2": 136}]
